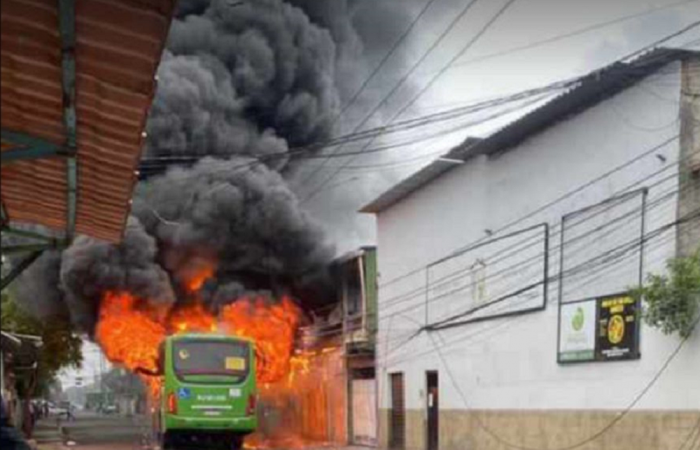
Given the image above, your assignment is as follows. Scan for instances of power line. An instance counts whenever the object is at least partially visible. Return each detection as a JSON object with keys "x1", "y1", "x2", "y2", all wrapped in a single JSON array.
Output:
[
  {"x1": 137, "y1": 57, "x2": 689, "y2": 177},
  {"x1": 137, "y1": 31, "x2": 700, "y2": 183},
  {"x1": 326, "y1": 62, "x2": 697, "y2": 178},
  {"x1": 138, "y1": 75, "x2": 572, "y2": 172},
  {"x1": 384, "y1": 181, "x2": 694, "y2": 325},
  {"x1": 294, "y1": 0, "x2": 484, "y2": 190},
  {"x1": 382, "y1": 197, "x2": 696, "y2": 358},
  {"x1": 378, "y1": 141, "x2": 698, "y2": 316},
  {"x1": 297, "y1": 0, "x2": 486, "y2": 191},
  {"x1": 619, "y1": 20, "x2": 700, "y2": 63},
  {"x1": 300, "y1": 16, "x2": 697, "y2": 202},
  {"x1": 372, "y1": 143, "x2": 696, "y2": 340},
  {"x1": 377, "y1": 143, "x2": 699, "y2": 321},
  {"x1": 301, "y1": 0, "x2": 520, "y2": 202},
  {"x1": 445, "y1": 0, "x2": 699, "y2": 73},
  {"x1": 428, "y1": 308, "x2": 700, "y2": 450},
  {"x1": 380, "y1": 216, "x2": 695, "y2": 360},
  {"x1": 377, "y1": 133, "x2": 681, "y2": 291},
  {"x1": 381, "y1": 228, "x2": 690, "y2": 365},
  {"x1": 300, "y1": 24, "x2": 700, "y2": 199},
  {"x1": 330, "y1": 172, "x2": 694, "y2": 343},
  {"x1": 329, "y1": 0, "x2": 439, "y2": 130}
]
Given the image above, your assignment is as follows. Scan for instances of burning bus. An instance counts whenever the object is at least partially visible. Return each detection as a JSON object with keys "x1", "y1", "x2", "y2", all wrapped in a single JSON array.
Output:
[{"x1": 137, "y1": 333, "x2": 258, "y2": 450}]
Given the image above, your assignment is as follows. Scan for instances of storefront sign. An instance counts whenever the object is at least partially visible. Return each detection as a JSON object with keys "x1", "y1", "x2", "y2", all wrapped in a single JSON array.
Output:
[
  {"x1": 558, "y1": 293, "x2": 640, "y2": 363},
  {"x1": 596, "y1": 294, "x2": 639, "y2": 361},
  {"x1": 559, "y1": 300, "x2": 596, "y2": 362}
]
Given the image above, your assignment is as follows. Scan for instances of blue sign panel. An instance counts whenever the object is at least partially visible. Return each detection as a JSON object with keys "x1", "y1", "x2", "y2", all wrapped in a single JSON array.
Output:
[{"x1": 177, "y1": 387, "x2": 191, "y2": 400}]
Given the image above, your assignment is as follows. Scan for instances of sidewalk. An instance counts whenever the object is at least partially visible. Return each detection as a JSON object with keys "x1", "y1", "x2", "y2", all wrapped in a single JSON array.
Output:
[{"x1": 31, "y1": 417, "x2": 66, "y2": 450}]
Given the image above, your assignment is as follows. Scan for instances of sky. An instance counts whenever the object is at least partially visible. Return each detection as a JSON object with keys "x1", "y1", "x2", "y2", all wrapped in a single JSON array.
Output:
[
  {"x1": 298, "y1": 0, "x2": 700, "y2": 255},
  {"x1": 59, "y1": 341, "x2": 109, "y2": 391},
  {"x1": 59, "y1": 0, "x2": 700, "y2": 390}
]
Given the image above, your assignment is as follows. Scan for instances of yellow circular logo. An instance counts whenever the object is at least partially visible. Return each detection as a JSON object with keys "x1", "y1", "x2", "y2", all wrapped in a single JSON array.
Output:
[
  {"x1": 608, "y1": 315, "x2": 625, "y2": 344},
  {"x1": 178, "y1": 349, "x2": 190, "y2": 360}
]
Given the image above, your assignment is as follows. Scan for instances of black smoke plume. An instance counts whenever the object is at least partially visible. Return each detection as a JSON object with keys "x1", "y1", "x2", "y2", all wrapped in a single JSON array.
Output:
[{"x1": 9, "y1": 0, "x2": 415, "y2": 334}]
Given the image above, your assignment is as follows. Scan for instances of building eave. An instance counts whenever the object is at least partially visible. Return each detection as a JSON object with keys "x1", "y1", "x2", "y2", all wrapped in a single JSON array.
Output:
[{"x1": 360, "y1": 47, "x2": 699, "y2": 215}]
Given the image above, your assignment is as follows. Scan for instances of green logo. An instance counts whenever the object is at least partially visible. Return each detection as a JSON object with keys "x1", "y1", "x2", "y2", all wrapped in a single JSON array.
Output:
[{"x1": 572, "y1": 307, "x2": 585, "y2": 331}]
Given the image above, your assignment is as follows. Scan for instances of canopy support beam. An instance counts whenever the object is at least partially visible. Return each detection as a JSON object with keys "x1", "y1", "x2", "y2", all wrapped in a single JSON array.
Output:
[
  {"x1": 1, "y1": 227, "x2": 57, "y2": 242},
  {"x1": 0, "y1": 130, "x2": 69, "y2": 163},
  {"x1": 59, "y1": 0, "x2": 78, "y2": 242},
  {"x1": 0, "y1": 250, "x2": 44, "y2": 292}
]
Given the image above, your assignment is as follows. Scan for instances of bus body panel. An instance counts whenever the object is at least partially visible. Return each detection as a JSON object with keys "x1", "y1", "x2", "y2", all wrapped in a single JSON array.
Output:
[{"x1": 158, "y1": 333, "x2": 258, "y2": 447}]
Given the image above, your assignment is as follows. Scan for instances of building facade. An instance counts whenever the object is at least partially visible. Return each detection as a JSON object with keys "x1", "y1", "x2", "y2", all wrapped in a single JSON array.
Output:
[{"x1": 362, "y1": 50, "x2": 700, "y2": 450}]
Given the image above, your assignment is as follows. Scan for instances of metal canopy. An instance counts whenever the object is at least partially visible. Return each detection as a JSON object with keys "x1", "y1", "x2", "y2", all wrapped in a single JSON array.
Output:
[{"x1": 1, "y1": 0, "x2": 177, "y2": 290}]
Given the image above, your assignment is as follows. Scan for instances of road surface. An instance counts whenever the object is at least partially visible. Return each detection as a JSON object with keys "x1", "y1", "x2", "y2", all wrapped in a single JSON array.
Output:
[
  {"x1": 35, "y1": 412, "x2": 347, "y2": 450},
  {"x1": 35, "y1": 412, "x2": 149, "y2": 450}
]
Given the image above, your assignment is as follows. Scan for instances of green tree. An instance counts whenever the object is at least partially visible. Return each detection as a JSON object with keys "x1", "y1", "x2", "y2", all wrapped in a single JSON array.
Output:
[
  {"x1": 631, "y1": 252, "x2": 700, "y2": 338},
  {"x1": 1, "y1": 291, "x2": 83, "y2": 397}
]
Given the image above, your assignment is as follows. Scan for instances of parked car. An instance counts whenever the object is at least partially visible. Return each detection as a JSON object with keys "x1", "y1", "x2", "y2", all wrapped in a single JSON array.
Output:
[
  {"x1": 47, "y1": 403, "x2": 68, "y2": 417},
  {"x1": 102, "y1": 404, "x2": 118, "y2": 415}
]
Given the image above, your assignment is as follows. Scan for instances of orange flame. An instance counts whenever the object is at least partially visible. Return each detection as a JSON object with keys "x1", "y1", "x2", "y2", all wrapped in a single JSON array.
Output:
[
  {"x1": 219, "y1": 297, "x2": 300, "y2": 383},
  {"x1": 95, "y1": 291, "x2": 301, "y2": 386},
  {"x1": 94, "y1": 275, "x2": 342, "y2": 447},
  {"x1": 185, "y1": 265, "x2": 214, "y2": 292},
  {"x1": 95, "y1": 292, "x2": 166, "y2": 374}
]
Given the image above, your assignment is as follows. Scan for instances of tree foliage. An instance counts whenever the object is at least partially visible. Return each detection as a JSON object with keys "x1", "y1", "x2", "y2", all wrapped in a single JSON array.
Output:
[
  {"x1": 632, "y1": 252, "x2": 700, "y2": 338},
  {"x1": 1, "y1": 291, "x2": 83, "y2": 396}
]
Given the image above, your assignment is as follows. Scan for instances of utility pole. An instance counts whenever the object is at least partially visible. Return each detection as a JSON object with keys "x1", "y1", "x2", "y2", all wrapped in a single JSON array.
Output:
[{"x1": 99, "y1": 351, "x2": 106, "y2": 410}]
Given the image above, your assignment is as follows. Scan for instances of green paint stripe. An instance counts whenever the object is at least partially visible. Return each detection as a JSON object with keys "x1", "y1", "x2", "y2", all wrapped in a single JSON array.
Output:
[{"x1": 559, "y1": 350, "x2": 595, "y2": 361}]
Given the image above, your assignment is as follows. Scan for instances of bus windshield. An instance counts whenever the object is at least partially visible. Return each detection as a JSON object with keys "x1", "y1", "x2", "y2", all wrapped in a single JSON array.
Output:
[{"x1": 173, "y1": 339, "x2": 250, "y2": 381}]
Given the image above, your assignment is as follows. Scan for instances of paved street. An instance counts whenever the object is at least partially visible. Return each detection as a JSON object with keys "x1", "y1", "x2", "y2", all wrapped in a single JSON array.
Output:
[
  {"x1": 32, "y1": 412, "x2": 355, "y2": 450},
  {"x1": 34, "y1": 413, "x2": 149, "y2": 450}
]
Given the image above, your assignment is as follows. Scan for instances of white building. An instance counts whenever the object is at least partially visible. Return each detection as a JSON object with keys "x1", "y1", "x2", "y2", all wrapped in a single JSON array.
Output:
[{"x1": 361, "y1": 48, "x2": 700, "y2": 450}]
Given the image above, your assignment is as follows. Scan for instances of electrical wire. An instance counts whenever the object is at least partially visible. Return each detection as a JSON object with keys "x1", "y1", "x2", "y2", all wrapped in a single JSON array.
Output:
[
  {"x1": 376, "y1": 151, "x2": 698, "y2": 321},
  {"x1": 379, "y1": 142, "x2": 695, "y2": 315},
  {"x1": 444, "y1": 0, "x2": 699, "y2": 73},
  {"x1": 389, "y1": 187, "x2": 695, "y2": 328},
  {"x1": 300, "y1": 0, "x2": 520, "y2": 202},
  {"x1": 381, "y1": 228, "x2": 692, "y2": 366},
  {"x1": 377, "y1": 133, "x2": 682, "y2": 291},
  {"x1": 137, "y1": 57, "x2": 691, "y2": 178},
  {"x1": 312, "y1": 179, "x2": 696, "y2": 340},
  {"x1": 427, "y1": 307, "x2": 700, "y2": 450},
  {"x1": 294, "y1": 0, "x2": 484, "y2": 191},
  {"x1": 299, "y1": 20, "x2": 698, "y2": 203}
]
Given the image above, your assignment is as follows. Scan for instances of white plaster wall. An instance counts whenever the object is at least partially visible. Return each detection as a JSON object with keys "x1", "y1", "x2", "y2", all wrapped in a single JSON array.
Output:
[{"x1": 374, "y1": 62, "x2": 700, "y2": 412}]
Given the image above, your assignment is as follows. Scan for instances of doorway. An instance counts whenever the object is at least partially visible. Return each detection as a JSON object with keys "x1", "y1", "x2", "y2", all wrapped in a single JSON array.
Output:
[
  {"x1": 426, "y1": 371, "x2": 439, "y2": 450},
  {"x1": 389, "y1": 373, "x2": 405, "y2": 449}
]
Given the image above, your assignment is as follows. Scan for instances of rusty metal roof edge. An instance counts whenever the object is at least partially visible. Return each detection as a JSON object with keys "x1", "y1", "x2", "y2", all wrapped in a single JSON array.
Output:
[{"x1": 114, "y1": 0, "x2": 176, "y2": 244}]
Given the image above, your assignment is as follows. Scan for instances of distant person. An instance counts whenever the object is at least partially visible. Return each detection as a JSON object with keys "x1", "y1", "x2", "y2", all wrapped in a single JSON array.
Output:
[{"x1": 0, "y1": 395, "x2": 31, "y2": 450}]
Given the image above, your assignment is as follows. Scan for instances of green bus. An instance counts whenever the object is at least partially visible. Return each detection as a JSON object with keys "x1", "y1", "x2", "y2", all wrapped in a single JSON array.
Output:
[{"x1": 138, "y1": 333, "x2": 258, "y2": 449}]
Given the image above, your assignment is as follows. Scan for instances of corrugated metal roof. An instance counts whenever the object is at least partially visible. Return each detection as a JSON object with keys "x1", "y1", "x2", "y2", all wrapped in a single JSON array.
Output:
[
  {"x1": 1, "y1": 0, "x2": 176, "y2": 242},
  {"x1": 360, "y1": 48, "x2": 698, "y2": 214}
]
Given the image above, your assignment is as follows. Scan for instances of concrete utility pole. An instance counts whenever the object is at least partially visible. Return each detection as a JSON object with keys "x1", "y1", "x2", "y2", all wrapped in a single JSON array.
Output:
[{"x1": 678, "y1": 55, "x2": 700, "y2": 255}]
